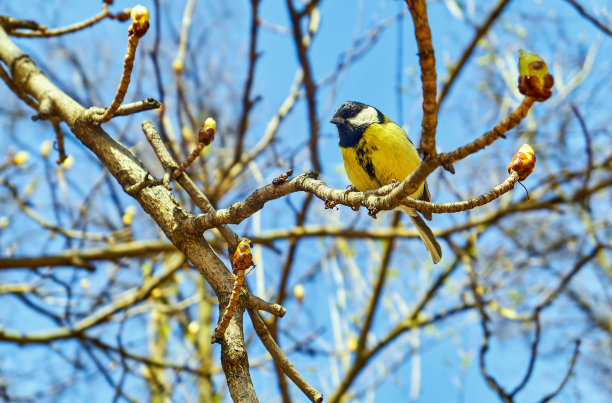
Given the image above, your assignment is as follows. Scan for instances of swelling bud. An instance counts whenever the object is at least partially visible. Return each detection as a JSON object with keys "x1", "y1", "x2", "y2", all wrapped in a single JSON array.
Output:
[
  {"x1": 232, "y1": 239, "x2": 254, "y2": 271},
  {"x1": 518, "y1": 50, "x2": 554, "y2": 101},
  {"x1": 199, "y1": 117, "x2": 217, "y2": 145},
  {"x1": 508, "y1": 144, "x2": 536, "y2": 181},
  {"x1": 129, "y1": 5, "x2": 150, "y2": 37}
]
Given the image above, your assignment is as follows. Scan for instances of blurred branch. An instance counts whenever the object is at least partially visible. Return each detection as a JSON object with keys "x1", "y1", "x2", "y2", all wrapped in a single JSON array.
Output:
[
  {"x1": 211, "y1": 69, "x2": 303, "y2": 204},
  {"x1": 0, "y1": 240, "x2": 177, "y2": 270},
  {"x1": 330, "y1": 242, "x2": 467, "y2": 402},
  {"x1": 437, "y1": 0, "x2": 512, "y2": 109},
  {"x1": 0, "y1": 62, "x2": 39, "y2": 110},
  {"x1": 564, "y1": 0, "x2": 612, "y2": 37},
  {"x1": 233, "y1": 0, "x2": 261, "y2": 164},
  {"x1": 88, "y1": 337, "x2": 212, "y2": 376},
  {"x1": 0, "y1": 22, "x2": 258, "y2": 401},
  {"x1": 0, "y1": 253, "x2": 184, "y2": 343},
  {"x1": 0, "y1": 178, "x2": 128, "y2": 243},
  {"x1": 540, "y1": 340, "x2": 581, "y2": 402},
  {"x1": 466, "y1": 251, "x2": 512, "y2": 401},
  {"x1": 570, "y1": 104, "x2": 594, "y2": 201},
  {"x1": 356, "y1": 213, "x2": 401, "y2": 353},
  {"x1": 468, "y1": 244, "x2": 597, "y2": 401},
  {"x1": 287, "y1": 0, "x2": 321, "y2": 172},
  {"x1": 329, "y1": 302, "x2": 472, "y2": 403},
  {"x1": 538, "y1": 246, "x2": 603, "y2": 310}
]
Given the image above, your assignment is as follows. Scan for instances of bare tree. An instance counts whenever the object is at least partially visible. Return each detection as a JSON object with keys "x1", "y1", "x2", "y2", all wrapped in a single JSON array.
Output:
[{"x1": 1, "y1": 1, "x2": 611, "y2": 402}]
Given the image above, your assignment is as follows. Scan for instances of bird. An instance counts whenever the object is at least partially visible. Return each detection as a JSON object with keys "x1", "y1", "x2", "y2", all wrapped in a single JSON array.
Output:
[{"x1": 330, "y1": 101, "x2": 442, "y2": 264}]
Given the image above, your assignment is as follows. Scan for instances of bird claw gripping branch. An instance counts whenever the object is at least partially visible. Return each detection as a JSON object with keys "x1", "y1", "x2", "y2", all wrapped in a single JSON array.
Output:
[{"x1": 211, "y1": 239, "x2": 254, "y2": 344}]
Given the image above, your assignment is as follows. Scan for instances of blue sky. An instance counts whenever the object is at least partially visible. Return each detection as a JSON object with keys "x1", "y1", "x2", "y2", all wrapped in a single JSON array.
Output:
[{"x1": 2, "y1": 1, "x2": 612, "y2": 402}]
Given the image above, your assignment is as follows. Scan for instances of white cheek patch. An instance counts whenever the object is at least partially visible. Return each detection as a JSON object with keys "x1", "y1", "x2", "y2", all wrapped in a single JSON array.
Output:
[{"x1": 348, "y1": 106, "x2": 379, "y2": 127}]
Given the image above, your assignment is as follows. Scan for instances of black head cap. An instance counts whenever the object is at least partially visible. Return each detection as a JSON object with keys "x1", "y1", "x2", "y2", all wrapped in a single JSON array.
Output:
[
  {"x1": 330, "y1": 101, "x2": 385, "y2": 127},
  {"x1": 332, "y1": 101, "x2": 369, "y2": 120}
]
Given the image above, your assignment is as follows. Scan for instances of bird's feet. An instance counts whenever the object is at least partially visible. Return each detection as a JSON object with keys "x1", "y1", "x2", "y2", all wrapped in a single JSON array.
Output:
[{"x1": 324, "y1": 200, "x2": 339, "y2": 210}]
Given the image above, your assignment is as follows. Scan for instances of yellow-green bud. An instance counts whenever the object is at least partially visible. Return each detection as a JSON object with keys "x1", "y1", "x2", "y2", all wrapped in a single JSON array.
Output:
[{"x1": 518, "y1": 50, "x2": 554, "y2": 101}]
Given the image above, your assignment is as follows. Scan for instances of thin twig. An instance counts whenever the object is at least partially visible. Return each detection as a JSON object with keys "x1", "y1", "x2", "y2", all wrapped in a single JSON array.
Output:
[
  {"x1": 0, "y1": 178, "x2": 125, "y2": 242},
  {"x1": 140, "y1": 121, "x2": 285, "y2": 317},
  {"x1": 356, "y1": 213, "x2": 401, "y2": 353},
  {"x1": 570, "y1": 104, "x2": 594, "y2": 202},
  {"x1": 287, "y1": 0, "x2": 321, "y2": 172},
  {"x1": 170, "y1": 142, "x2": 206, "y2": 181},
  {"x1": 248, "y1": 309, "x2": 323, "y2": 403},
  {"x1": 233, "y1": 0, "x2": 261, "y2": 164},
  {"x1": 509, "y1": 308, "x2": 542, "y2": 397},
  {"x1": 179, "y1": 171, "x2": 519, "y2": 234},
  {"x1": 52, "y1": 118, "x2": 68, "y2": 164},
  {"x1": 212, "y1": 269, "x2": 246, "y2": 343},
  {"x1": 0, "y1": 240, "x2": 177, "y2": 269},
  {"x1": 467, "y1": 255, "x2": 511, "y2": 401},
  {"x1": 540, "y1": 340, "x2": 581, "y2": 403},
  {"x1": 5, "y1": 5, "x2": 129, "y2": 38},
  {"x1": 564, "y1": 0, "x2": 612, "y2": 37},
  {"x1": 88, "y1": 98, "x2": 161, "y2": 117},
  {"x1": 0, "y1": 62, "x2": 39, "y2": 110},
  {"x1": 91, "y1": 35, "x2": 141, "y2": 123}
]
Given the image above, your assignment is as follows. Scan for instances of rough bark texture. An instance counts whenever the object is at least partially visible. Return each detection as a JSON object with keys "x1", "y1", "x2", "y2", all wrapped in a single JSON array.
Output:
[{"x1": 0, "y1": 25, "x2": 257, "y2": 401}]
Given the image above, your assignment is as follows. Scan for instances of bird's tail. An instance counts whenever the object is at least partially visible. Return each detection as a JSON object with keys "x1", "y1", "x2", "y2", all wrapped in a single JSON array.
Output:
[{"x1": 399, "y1": 206, "x2": 442, "y2": 264}]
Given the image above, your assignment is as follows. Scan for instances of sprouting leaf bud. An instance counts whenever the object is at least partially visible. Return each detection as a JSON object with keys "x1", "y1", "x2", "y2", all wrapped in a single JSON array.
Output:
[
  {"x1": 129, "y1": 5, "x2": 150, "y2": 37},
  {"x1": 518, "y1": 50, "x2": 554, "y2": 102},
  {"x1": 172, "y1": 59, "x2": 184, "y2": 73},
  {"x1": 232, "y1": 239, "x2": 254, "y2": 271},
  {"x1": 199, "y1": 117, "x2": 216, "y2": 145},
  {"x1": 508, "y1": 144, "x2": 536, "y2": 181},
  {"x1": 12, "y1": 151, "x2": 29, "y2": 165},
  {"x1": 293, "y1": 284, "x2": 305, "y2": 302},
  {"x1": 187, "y1": 321, "x2": 199, "y2": 334},
  {"x1": 40, "y1": 140, "x2": 52, "y2": 158},
  {"x1": 122, "y1": 205, "x2": 136, "y2": 226},
  {"x1": 131, "y1": 5, "x2": 149, "y2": 24},
  {"x1": 62, "y1": 155, "x2": 74, "y2": 170}
]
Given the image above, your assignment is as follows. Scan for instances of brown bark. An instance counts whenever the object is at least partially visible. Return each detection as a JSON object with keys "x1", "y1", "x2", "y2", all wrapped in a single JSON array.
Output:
[{"x1": 0, "y1": 24, "x2": 258, "y2": 402}]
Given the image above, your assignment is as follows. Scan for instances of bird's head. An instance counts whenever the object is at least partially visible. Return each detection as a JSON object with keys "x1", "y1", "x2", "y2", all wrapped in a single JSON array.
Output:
[
  {"x1": 330, "y1": 101, "x2": 385, "y2": 147},
  {"x1": 330, "y1": 101, "x2": 384, "y2": 128}
]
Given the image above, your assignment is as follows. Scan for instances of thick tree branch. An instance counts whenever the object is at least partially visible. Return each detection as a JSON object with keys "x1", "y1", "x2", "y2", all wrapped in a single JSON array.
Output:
[
  {"x1": 405, "y1": 0, "x2": 438, "y2": 157},
  {"x1": 0, "y1": 24, "x2": 258, "y2": 401}
]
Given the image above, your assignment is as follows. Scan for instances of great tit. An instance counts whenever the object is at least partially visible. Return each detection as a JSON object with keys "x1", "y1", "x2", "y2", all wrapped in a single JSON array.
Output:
[{"x1": 330, "y1": 101, "x2": 442, "y2": 264}]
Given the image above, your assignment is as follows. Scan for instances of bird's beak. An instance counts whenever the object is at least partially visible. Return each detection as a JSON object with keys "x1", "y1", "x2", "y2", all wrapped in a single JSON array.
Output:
[{"x1": 330, "y1": 118, "x2": 345, "y2": 125}]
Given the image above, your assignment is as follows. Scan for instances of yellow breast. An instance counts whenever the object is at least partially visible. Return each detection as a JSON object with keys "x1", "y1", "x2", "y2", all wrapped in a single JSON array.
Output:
[{"x1": 340, "y1": 120, "x2": 424, "y2": 198}]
